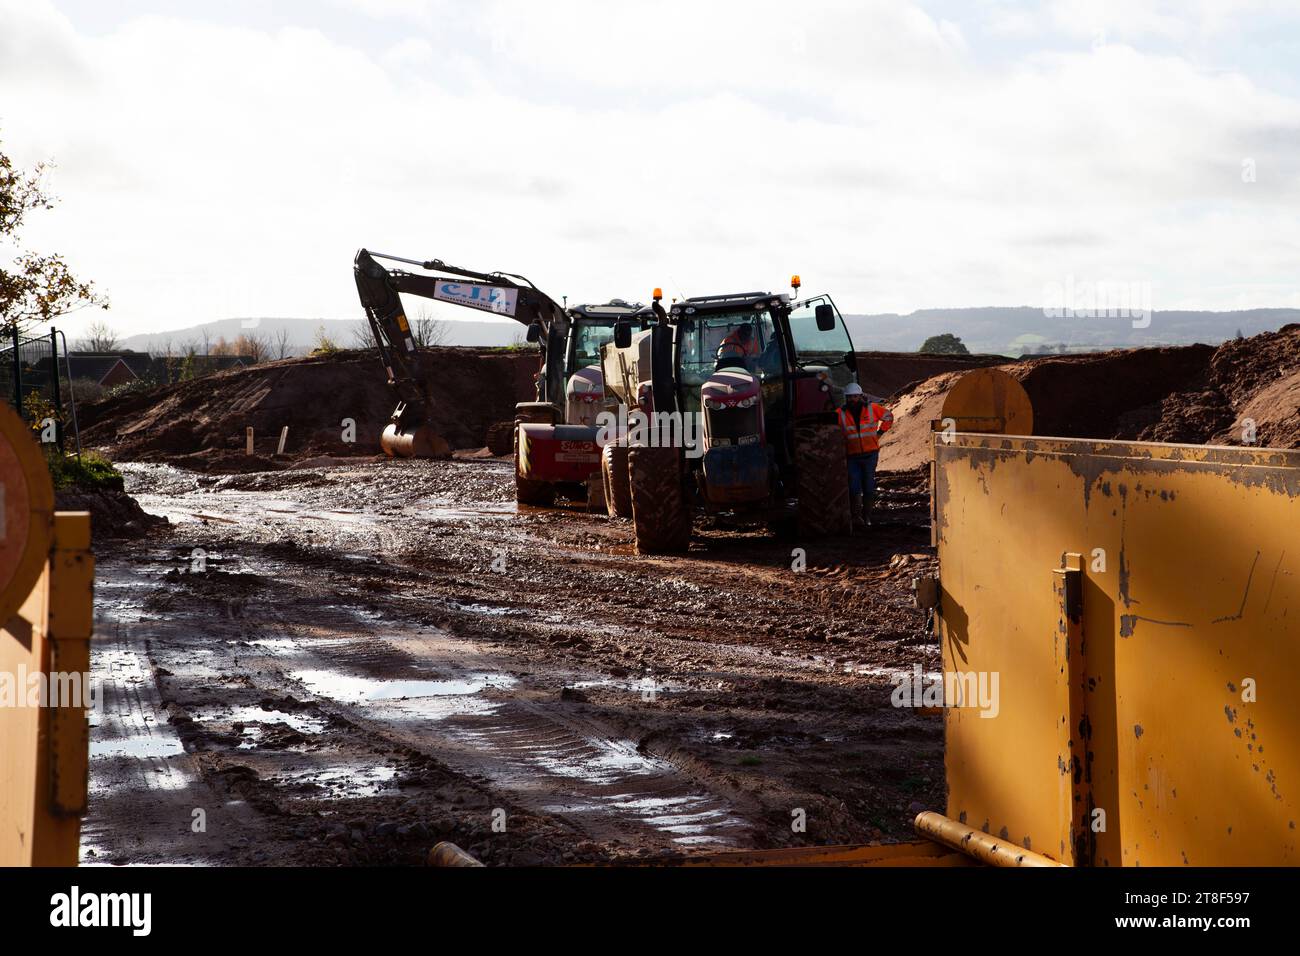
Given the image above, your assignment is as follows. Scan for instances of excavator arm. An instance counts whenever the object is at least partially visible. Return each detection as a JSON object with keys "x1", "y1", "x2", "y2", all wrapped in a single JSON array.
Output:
[{"x1": 353, "y1": 248, "x2": 570, "y2": 457}]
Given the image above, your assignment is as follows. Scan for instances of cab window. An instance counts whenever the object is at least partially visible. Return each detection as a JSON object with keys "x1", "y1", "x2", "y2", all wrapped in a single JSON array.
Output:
[
  {"x1": 570, "y1": 322, "x2": 616, "y2": 370},
  {"x1": 678, "y1": 309, "x2": 784, "y2": 415}
]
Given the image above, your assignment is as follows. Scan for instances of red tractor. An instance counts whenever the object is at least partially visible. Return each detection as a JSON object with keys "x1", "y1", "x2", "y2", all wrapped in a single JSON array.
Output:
[{"x1": 600, "y1": 279, "x2": 862, "y2": 553}]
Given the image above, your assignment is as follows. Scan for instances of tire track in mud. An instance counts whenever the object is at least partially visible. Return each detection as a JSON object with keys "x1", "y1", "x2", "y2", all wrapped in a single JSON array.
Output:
[
  {"x1": 92, "y1": 543, "x2": 757, "y2": 857},
  {"x1": 273, "y1": 617, "x2": 755, "y2": 849},
  {"x1": 82, "y1": 570, "x2": 266, "y2": 865}
]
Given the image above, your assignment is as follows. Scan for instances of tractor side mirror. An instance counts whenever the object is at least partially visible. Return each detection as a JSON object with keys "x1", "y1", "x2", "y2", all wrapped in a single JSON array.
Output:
[
  {"x1": 525, "y1": 322, "x2": 542, "y2": 343},
  {"x1": 613, "y1": 321, "x2": 632, "y2": 349},
  {"x1": 815, "y1": 303, "x2": 836, "y2": 332}
]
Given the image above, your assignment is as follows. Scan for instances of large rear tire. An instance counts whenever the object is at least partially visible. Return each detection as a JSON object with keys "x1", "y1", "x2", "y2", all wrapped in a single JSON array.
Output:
[
  {"x1": 795, "y1": 422, "x2": 851, "y2": 537},
  {"x1": 628, "y1": 445, "x2": 691, "y2": 554},
  {"x1": 514, "y1": 422, "x2": 555, "y2": 508},
  {"x1": 602, "y1": 442, "x2": 632, "y2": 518}
]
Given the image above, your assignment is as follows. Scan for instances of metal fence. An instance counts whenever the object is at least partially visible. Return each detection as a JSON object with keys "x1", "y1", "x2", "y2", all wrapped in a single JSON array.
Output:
[{"x1": 0, "y1": 325, "x2": 77, "y2": 453}]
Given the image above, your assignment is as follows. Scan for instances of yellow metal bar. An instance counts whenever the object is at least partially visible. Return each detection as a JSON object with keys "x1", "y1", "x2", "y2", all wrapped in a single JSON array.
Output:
[
  {"x1": 1054, "y1": 554, "x2": 1095, "y2": 866},
  {"x1": 0, "y1": 511, "x2": 93, "y2": 866},
  {"x1": 914, "y1": 811, "x2": 1065, "y2": 867},
  {"x1": 671, "y1": 840, "x2": 969, "y2": 867},
  {"x1": 428, "y1": 841, "x2": 484, "y2": 867},
  {"x1": 48, "y1": 513, "x2": 94, "y2": 819}
]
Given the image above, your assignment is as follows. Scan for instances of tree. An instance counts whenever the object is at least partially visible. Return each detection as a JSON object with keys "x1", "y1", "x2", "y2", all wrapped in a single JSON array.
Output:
[
  {"x1": 234, "y1": 333, "x2": 269, "y2": 363},
  {"x1": 274, "y1": 326, "x2": 292, "y2": 360},
  {"x1": 150, "y1": 338, "x2": 179, "y2": 384},
  {"x1": 918, "y1": 333, "x2": 970, "y2": 355},
  {"x1": 178, "y1": 339, "x2": 199, "y2": 381},
  {"x1": 1, "y1": 138, "x2": 107, "y2": 332},
  {"x1": 411, "y1": 306, "x2": 449, "y2": 347},
  {"x1": 75, "y1": 319, "x2": 120, "y2": 351},
  {"x1": 313, "y1": 325, "x2": 339, "y2": 354},
  {"x1": 349, "y1": 320, "x2": 377, "y2": 349}
]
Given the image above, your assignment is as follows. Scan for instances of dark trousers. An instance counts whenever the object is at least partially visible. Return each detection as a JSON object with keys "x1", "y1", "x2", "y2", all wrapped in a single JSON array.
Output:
[{"x1": 847, "y1": 451, "x2": 879, "y2": 497}]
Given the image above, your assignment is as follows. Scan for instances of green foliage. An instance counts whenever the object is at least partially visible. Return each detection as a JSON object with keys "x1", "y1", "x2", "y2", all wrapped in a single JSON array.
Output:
[
  {"x1": 22, "y1": 392, "x2": 60, "y2": 434},
  {"x1": 918, "y1": 333, "x2": 970, "y2": 355},
  {"x1": 103, "y1": 378, "x2": 157, "y2": 400},
  {"x1": 45, "y1": 450, "x2": 124, "y2": 492},
  {"x1": 312, "y1": 325, "x2": 340, "y2": 354},
  {"x1": 1, "y1": 136, "x2": 107, "y2": 331}
]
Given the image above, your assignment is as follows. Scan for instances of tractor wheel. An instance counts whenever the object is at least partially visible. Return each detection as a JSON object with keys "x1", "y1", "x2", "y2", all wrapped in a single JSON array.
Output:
[
  {"x1": 602, "y1": 442, "x2": 632, "y2": 518},
  {"x1": 628, "y1": 445, "x2": 691, "y2": 554},
  {"x1": 513, "y1": 422, "x2": 555, "y2": 508},
  {"x1": 795, "y1": 422, "x2": 851, "y2": 537}
]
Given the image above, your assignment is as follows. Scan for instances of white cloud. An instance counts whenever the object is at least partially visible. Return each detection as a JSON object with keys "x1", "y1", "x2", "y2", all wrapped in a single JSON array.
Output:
[{"x1": 1, "y1": 0, "x2": 1298, "y2": 341}]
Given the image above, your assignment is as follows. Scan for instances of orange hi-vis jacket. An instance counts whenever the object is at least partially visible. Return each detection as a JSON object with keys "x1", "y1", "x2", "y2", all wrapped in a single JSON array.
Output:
[
  {"x1": 718, "y1": 330, "x2": 761, "y2": 359},
  {"x1": 838, "y1": 402, "x2": 894, "y2": 455}
]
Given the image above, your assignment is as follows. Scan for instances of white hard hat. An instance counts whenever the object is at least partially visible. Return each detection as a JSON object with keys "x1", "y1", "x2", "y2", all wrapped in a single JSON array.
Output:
[{"x1": 843, "y1": 382, "x2": 864, "y2": 396}]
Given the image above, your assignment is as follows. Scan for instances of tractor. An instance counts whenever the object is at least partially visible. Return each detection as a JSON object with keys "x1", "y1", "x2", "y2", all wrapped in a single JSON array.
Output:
[{"x1": 600, "y1": 279, "x2": 861, "y2": 552}]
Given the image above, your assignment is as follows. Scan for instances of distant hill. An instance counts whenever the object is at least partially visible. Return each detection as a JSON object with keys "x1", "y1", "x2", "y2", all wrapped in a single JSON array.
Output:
[
  {"x1": 843, "y1": 307, "x2": 1300, "y2": 356},
  {"x1": 116, "y1": 307, "x2": 1300, "y2": 358},
  {"x1": 119, "y1": 315, "x2": 523, "y2": 355}
]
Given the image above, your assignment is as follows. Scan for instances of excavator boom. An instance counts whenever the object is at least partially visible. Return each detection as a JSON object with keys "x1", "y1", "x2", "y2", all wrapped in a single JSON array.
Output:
[{"x1": 353, "y1": 248, "x2": 569, "y2": 457}]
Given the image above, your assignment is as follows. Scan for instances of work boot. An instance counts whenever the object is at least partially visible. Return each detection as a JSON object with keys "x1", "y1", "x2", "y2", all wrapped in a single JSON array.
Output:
[
  {"x1": 851, "y1": 493, "x2": 867, "y2": 531},
  {"x1": 863, "y1": 492, "x2": 876, "y2": 527}
]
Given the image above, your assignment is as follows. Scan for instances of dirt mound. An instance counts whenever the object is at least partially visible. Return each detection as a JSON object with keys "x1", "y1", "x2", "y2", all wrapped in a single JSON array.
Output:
[
  {"x1": 1199, "y1": 325, "x2": 1300, "y2": 447},
  {"x1": 877, "y1": 370, "x2": 968, "y2": 472},
  {"x1": 1064, "y1": 327, "x2": 1300, "y2": 448},
  {"x1": 879, "y1": 327, "x2": 1300, "y2": 471},
  {"x1": 55, "y1": 489, "x2": 168, "y2": 541},
  {"x1": 1012, "y1": 345, "x2": 1216, "y2": 439},
  {"x1": 855, "y1": 351, "x2": 1008, "y2": 400},
  {"x1": 76, "y1": 347, "x2": 538, "y2": 468}
]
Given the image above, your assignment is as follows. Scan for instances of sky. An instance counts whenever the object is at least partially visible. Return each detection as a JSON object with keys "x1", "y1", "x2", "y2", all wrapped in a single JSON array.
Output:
[{"x1": 2, "y1": 0, "x2": 1299, "y2": 339}]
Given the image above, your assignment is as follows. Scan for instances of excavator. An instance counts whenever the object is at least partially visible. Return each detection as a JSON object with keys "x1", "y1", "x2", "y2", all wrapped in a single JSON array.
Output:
[{"x1": 353, "y1": 249, "x2": 650, "y2": 505}]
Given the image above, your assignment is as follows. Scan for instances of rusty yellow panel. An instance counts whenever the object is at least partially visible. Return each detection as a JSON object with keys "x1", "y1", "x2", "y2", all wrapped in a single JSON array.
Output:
[
  {"x1": 0, "y1": 512, "x2": 92, "y2": 866},
  {"x1": 935, "y1": 434, "x2": 1300, "y2": 866},
  {"x1": 670, "y1": 841, "x2": 970, "y2": 867}
]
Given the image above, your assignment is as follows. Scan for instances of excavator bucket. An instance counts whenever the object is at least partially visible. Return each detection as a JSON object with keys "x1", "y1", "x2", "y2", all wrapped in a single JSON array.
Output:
[
  {"x1": 380, "y1": 422, "x2": 451, "y2": 459},
  {"x1": 379, "y1": 400, "x2": 452, "y2": 459}
]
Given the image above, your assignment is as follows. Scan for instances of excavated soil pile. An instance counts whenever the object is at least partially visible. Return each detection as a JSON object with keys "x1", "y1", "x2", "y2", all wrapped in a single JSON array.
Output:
[
  {"x1": 1156, "y1": 324, "x2": 1300, "y2": 448},
  {"x1": 55, "y1": 489, "x2": 168, "y2": 540},
  {"x1": 854, "y1": 351, "x2": 1007, "y2": 399},
  {"x1": 880, "y1": 325, "x2": 1300, "y2": 471},
  {"x1": 877, "y1": 370, "x2": 972, "y2": 472},
  {"x1": 76, "y1": 348, "x2": 538, "y2": 470},
  {"x1": 78, "y1": 348, "x2": 1013, "y2": 472},
  {"x1": 1014, "y1": 344, "x2": 1217, "y2": 438}
]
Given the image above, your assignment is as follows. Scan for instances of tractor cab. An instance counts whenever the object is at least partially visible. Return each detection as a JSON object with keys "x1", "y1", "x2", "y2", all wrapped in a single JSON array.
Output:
[
  {"x1": 562, "y1": 300, "x2": 652, "y2": 427},
  {"x1": 666, "y1": 283, "x2": 861, "y2": 508},
  {"x1": 670, "y1": 288, "x2": 859, "y2": 452}
]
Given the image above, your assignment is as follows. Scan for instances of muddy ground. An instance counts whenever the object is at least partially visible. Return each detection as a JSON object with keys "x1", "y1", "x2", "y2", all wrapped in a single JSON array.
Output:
[
  {"x1": 75, "y1": 328, "x2": 1300, "y2": 865},
  {"x1": 84, "y1": 458, "x2": 942, "y2": 866}
]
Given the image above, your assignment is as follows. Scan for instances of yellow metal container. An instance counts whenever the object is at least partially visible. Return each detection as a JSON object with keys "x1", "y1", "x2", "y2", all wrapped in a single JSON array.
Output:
[{"x1": 933, "y1": 433, "x2": 1300, "y2": 866}]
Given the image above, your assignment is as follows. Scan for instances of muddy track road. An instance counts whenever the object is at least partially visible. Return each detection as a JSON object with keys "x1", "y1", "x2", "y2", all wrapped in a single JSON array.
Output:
[{"x1": 83, "y1": 458, "x2": 944, "y2": 866}]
